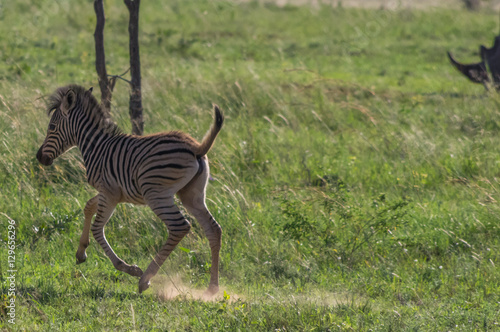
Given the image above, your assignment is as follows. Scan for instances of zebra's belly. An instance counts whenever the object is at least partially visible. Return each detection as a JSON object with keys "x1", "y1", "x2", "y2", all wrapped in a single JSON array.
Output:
[
  {"x1": 121, "y1": 194, "x2": 146, "y2": 205},
  {"x1": 119, "y1": 184, "x2": 146, "y2": 204}
]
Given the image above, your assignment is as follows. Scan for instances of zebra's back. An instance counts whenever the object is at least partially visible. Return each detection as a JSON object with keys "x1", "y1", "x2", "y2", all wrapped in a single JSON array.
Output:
[{"x1": 94, "y1": 132, "x2": 201, "y2": 204}]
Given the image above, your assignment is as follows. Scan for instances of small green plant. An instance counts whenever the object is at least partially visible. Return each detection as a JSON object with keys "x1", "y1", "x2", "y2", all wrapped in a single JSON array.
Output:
[
  {"x1": 279, "y1": 188, "x2": 410, "y2": 266},
  {"x1": 31, "y1": 209, "x2": 80, "y2": 244}
]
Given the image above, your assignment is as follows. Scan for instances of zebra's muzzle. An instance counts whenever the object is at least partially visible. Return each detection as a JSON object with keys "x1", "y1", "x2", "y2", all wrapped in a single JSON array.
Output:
[{"x1": 37, "y1": 146, "x2": 53, "y2": 166}]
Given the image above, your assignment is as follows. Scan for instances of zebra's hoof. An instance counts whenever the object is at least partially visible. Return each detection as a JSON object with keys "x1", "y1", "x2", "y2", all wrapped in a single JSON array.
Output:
[
  {"x1": 75, "y1": 251, "x2": 87, "y2": 264},
  {"x1": 128, "y1": 265, "x2": 143, "y2": 277},
  {"x1": 138, "y1": 280, "x2": 150, "y2": 294}
]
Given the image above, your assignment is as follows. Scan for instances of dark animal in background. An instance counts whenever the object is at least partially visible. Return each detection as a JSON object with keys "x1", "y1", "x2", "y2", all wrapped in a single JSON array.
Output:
[{"x1": 448, "y1": 35, "x2": 500, "y2": 91}]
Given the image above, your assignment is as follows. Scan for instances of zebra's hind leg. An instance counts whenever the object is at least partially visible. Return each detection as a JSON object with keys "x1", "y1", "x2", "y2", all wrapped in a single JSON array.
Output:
[
  {"x1": 178, "y1": 160, "x2": 221, "y2": 295},
  {"x1": 139, "y1": 196, "x2": 191, "y2": 293},
  {"x1": 76, "y1": 195, "x2": 98, "y2": 264},
  {"x1": 91, "y1": 194, "x2": 143, "y2": 277},
  {"x1": 178, "y1": 198, "x2": 221, "y2": 295}
]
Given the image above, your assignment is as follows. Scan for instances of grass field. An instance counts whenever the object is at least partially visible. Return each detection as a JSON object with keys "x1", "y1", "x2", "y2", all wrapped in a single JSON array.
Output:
[{"x1": 1, "y1": 0, "x2": 500, "y2": 330}]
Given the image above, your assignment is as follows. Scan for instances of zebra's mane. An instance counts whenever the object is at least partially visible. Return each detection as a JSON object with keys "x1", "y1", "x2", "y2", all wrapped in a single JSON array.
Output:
[{"x1": 46, "y1": 84, "x2": 121, "y2": 136}]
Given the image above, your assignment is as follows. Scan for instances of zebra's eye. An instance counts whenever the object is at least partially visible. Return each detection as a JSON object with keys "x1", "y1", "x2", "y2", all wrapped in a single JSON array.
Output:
[{"x1": 49, "y1": 124, "x2": 56, "y2": 132}]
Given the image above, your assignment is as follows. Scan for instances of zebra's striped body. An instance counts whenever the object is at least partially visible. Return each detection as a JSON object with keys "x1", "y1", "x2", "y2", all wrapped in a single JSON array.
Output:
[
  {"x1": 37, "y1": 85, "x2": 223, "y2": 294},
  {"x1": 83, "y1": 132, "x2": 200, "y2": 204}
]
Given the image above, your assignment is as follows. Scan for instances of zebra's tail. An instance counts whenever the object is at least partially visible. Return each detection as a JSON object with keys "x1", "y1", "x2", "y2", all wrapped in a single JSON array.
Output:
[{"x1": 195, "y1": 104, "x2": 224, "y2": 158}]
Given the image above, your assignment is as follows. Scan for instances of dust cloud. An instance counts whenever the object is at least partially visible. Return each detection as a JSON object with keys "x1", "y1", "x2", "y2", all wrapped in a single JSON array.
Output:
[{"x1": 151, "y1": 275, "x2": 242, "y2": 303}]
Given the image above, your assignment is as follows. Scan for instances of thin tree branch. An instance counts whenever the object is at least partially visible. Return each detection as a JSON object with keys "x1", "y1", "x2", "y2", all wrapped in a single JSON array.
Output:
[
  {"x1": 107, "y1": 74, "x2": 132, "y2": 85},
  {"x1": 116, "y1": 67, "x2": 131, "y2": 77}
]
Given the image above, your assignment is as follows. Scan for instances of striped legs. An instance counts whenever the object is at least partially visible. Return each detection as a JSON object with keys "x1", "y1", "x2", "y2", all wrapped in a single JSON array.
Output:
[
  {"x1": 139, "y1": 196, "x2": 191, "y2": 293},
  {"x1": 178, "y1": 161, "x2": 221, "y2": 295},
  {"x1": 76, "y1": 195, "x2": 98, "y2": 264},
  {"x1": 91, "y1": 194, "x2": 143, "y2": 277}
]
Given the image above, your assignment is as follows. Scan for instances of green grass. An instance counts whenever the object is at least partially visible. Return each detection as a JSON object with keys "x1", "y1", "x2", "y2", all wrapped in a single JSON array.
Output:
[{"x1": 1, "y1": 0, "x2": 500, "y2": 330}]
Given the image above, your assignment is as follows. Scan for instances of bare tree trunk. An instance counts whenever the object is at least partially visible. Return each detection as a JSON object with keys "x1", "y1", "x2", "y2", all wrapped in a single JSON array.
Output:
[
  {"x1": 463, "y1": 0, "x2": 480, "y2": 10},
  {"x1": 93, "y1": 0, "x2": 143, "y2": 133},
  {"x1": 124, "y1": 0, "x2": 143, "y2": 135},
  {"x1": 93, "y1": 0, "x2": 115, "y2": 112}
]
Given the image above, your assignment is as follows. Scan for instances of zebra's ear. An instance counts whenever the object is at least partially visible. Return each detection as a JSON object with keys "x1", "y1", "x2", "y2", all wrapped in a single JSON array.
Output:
[
  {"x1": 60, "y1": 89, "x2": 76, "y2": 116},
  {"x1": 88, "y1": 87, "x2": 93, "y2": 93}
]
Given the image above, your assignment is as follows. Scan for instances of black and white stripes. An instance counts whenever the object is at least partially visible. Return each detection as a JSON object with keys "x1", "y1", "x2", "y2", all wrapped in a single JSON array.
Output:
[{"x1": 37, "y1": 84, "x2": 223, "y2": 294}]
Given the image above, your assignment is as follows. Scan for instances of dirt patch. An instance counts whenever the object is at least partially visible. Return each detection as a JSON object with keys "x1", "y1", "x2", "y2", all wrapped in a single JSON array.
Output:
[
  {"x1": 242, "y1": 0, "x2": 500, "y2": 10},
  {"x1": 150, "y1": 275, "x2": 361, "y2": 307},
  {"x1": 152, "y1": 275, "x2": 243, "y2": 303}
]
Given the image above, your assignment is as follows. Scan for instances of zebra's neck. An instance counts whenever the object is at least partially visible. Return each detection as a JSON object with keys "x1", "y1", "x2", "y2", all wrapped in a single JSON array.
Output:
[{"x1": 75, "y1": 115, "x2": 117, "y2": 168}]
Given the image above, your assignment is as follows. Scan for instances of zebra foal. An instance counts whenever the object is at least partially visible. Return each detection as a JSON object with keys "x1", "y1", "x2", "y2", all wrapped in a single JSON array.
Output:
[{"x1": 36, "y1": 84, "x2": 223, "y2": 294}]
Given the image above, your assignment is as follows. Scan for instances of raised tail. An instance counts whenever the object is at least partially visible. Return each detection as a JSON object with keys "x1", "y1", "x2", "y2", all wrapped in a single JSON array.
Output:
[{"x1": 195, "y1": 104, "x2": 224, "y2": 158}]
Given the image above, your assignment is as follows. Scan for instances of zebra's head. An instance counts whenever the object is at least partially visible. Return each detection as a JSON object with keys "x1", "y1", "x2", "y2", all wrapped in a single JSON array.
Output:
[{"x1": 37, "y1": 88, "x2": 80, "y2": 166}]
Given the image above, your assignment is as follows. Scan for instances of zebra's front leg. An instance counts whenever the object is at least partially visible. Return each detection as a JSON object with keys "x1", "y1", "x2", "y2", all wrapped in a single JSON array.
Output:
[
  {"x1": 91, "y1": 194, "x2": 143, "y2": 277},
  {"x1": 139, "y1": 196, "x2": 191, "y2": 293},
  {"x1": 76, "y1": 195, "x2": 99, "y2": 264}
]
